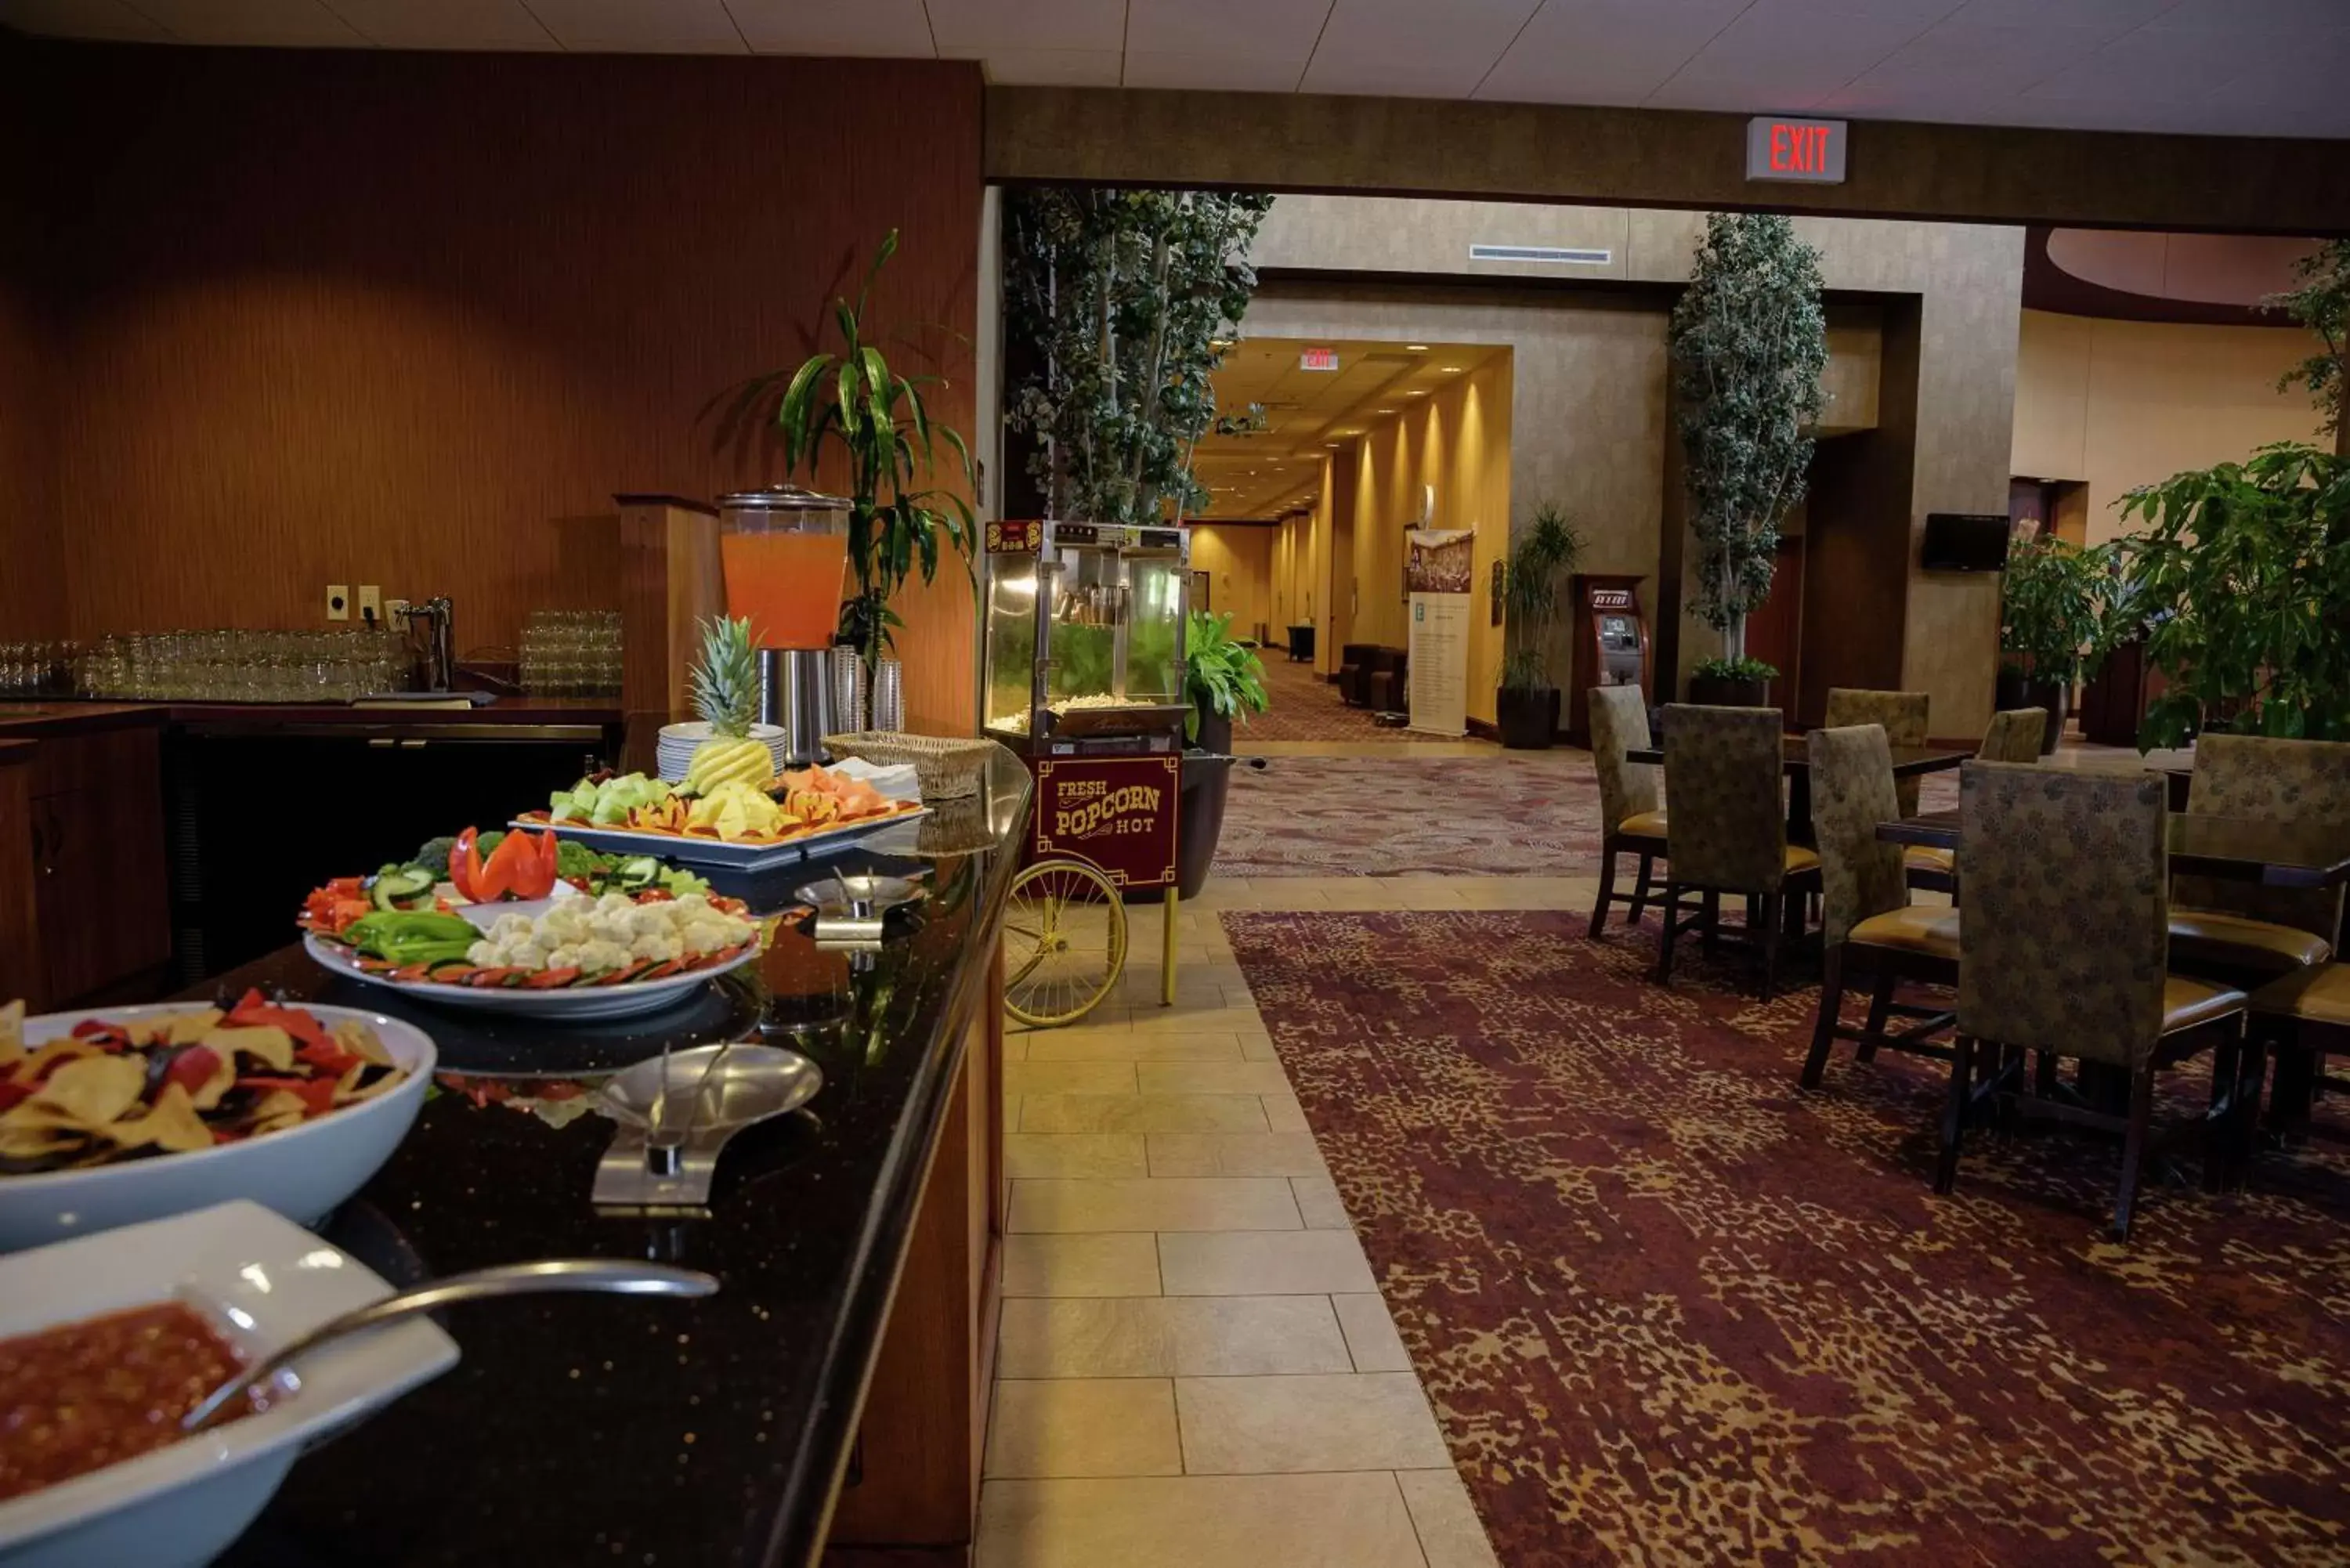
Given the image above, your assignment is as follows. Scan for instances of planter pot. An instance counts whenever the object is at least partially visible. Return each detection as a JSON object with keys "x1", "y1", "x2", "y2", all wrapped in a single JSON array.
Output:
[
  {"x1": 1173, "y1": 752, "x2": 1231, "y2": 900},
  {"x1": 1495, "y1": 687, "x2": 1560, "y2": 750},
  {"x1": 1995, "y1": 670, "x2": 2068, "y2": 754},
  {"x1": 1687, "y1": 674, "x2": 1771, "y2": 709}
]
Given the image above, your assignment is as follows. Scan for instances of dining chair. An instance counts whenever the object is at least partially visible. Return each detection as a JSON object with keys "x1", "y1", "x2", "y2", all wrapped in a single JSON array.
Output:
[
  {"x1": 2167, "y1": 735, "x2": 2348, "y2": 987},
  {"x1": 1904, "y1": 706, "x2": 2046, "y2": 893},
  {"x1": 2244, "y1": 963, "x2": 2350, "y2": 1143},
  {"x1": 1586, "y1": 685, "x2": 1666, "y2": 939},
  {"x1": 1941, "y1": 761, "x2": 2250, "y2": 1238},
  {"x1": 1800, "y1": 724, "x2": 1961, "y2": 1089},
  {"x1": 1654, "y1": 703, "x2": 1820, "y2": 999},
  {"x1": 1824, "y1": 688, "x2": 1930, "y2": 814}
]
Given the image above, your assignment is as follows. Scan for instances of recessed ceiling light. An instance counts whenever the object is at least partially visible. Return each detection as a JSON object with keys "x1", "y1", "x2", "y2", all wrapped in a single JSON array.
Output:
[
  {"x1": 1374, "y1": 409, "x2": 1393, "y2": 415},
  {"x1": 1406, "y1": 389, "x2": 1427, "y2": 397},
  {"x1": 1441, "y1": 365, "x2": 1462, "y2": 374},
  {"x1": 1405, "y1": 344, "x2": 1430, "y2": 352}
]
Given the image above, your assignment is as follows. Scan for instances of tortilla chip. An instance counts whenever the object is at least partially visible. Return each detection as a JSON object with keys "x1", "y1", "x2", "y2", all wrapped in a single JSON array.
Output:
[
  {"x1": 27, "y1": 1054, "x2": 147, "y2": 1128},
  {"x1": 0, "y1": 1122, "x2": 84, "y2": 1161},
  {"x1": 244, "y1": 1089, "x2": 310, "y2": 1129},
  {"x1": 162, "y1": 1007, "x2": 225, "y2": 1045},
  {"x1": 330, "y1": 1018, "x2": 394, "y2": 1068},
  {"x1": 0, "y1": 1000, "x2": 20, "y2": 1074},
  {"x1": 9, "y1": 1039, "x2": 97, "y2": 1086},
  {"x1": 186, "y1": 1050, "x2": 237, "y2": 1113},
  {"x1": 206, "y1": 1024, "x2": 295, "y2": 1071},
  {"x1": 340, "y1": 1066, "x2": 406, "y2": 1104},
  {"x1": 103, "y1": 1082, "x2": 212, "y2": 1154}
]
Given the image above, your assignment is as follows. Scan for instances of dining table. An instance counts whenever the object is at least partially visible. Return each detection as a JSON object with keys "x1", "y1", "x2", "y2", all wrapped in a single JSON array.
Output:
[
  {"x1": 1627, "y1": 735, "x2": 1974, "y2": 843},
  {"x1": 1878, "y1": 809, "x2": 2350, "y2": 896}
]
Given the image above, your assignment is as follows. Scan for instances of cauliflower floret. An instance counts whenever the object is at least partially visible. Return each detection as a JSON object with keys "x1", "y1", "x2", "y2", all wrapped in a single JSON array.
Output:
[
  {"x1": 545, "y1": 944, "x2": 583, "y2": 971},
  {"x1": 488, "y1": 912, "x2": 533, "y2": 944},
  {"x1": 575, "y1": 938, "x2": 631, "y2": 974},
  {"x1": 629, "y1": 930, "x2": 684, "y2": 963},
  {"x1": 625, "y1": 904, "x2": 675, "y2": 939},
  {"x1": 595, "y1": 893, "x2": 636, "y2": 918},
  {"x1": 681, "y1": 919, "x2": 740, "y2": 956},
  {"x1": 501, "y1": 939, "x2": 550, "y2": 971},
  {"x1": 669, "y1": 894, "x2": 710, "y2": 918},
  {"x1": 467, "y1": 939, "x2": 501, "y2": 966},
  {"x1": 541, "y1": 906, "x2": 588, "y2": 942}
]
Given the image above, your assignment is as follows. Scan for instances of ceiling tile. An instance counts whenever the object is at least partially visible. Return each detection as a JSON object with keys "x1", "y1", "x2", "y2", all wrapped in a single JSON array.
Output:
[
  {"x1": 0, "y1": 0, "x2": 172, "y2": 40},
  {"x1": 2149, "y1": 0, "x2": 2349, "y2": 26},
  {"x1": 1128, "y1": 0, "x2": 1332, "y2": 56},
  {"x1": 1300, "y1": 0, "x2": 1543, "y2": 98},
  {"x1": 942, "y1": 45, "x2": 1122, "y2": 85},
  {"x1": 925, "y1": 0, "x2": 1124, "y2": 52},
  {"x1": 2022, "y1": 26, "x2": 2229, "y2": 103},
  {"x1": 128, "y1": 0, "x2": 365, "y2": 45},
  {"x1": 1646, "y1": 1, "x2": 1943, "y2": 109},
  {"x1": 322, "y1": 0, "x2": 553, "y2": 49},
  {"x1": 1942, "y1": 0, "x2": 2171, "y2": 23},
  {"x1": 523, "y1": 0, "x2": 745, "y2": 51},
  {"x1": 1842, "y1": 21, "x2": 2117, "y2": 96},
  {"x1": 725, "y1": 0, "x2": 934, "y2": 55},
  {"x1": 1124, "y1": 49, "x2": 1311, "y2": 92},
  {"x1": 1477, "y1": 0, "x2": 1743, "y2": 106}
]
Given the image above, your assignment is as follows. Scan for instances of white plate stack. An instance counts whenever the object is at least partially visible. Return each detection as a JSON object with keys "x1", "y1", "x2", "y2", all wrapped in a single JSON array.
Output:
[{"x1": 656, "y1": 721, "x2": 790, "y2": 783}]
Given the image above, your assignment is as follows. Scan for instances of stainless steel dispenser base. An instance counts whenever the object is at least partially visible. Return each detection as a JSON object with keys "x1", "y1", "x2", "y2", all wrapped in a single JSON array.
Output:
[{"x1": 757, "y1": 646, "x2": 836, "y2": 767}]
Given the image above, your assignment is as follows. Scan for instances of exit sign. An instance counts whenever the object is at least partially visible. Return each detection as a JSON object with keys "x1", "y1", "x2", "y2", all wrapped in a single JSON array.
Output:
[
  {"x1": 1298, "y1": 347, "x2": 1340, "y2": 371},
  {"x1": 1746, "y1": 117, "x2": 1846, "y2": 183}
]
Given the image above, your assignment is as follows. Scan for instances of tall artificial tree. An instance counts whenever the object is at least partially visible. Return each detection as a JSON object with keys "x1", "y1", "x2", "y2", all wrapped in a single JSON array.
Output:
[
  {"x1": 1005, "y1": 189, "x2": 1274, "y2": 523},
  {"x1": 2265, "y1": 237, "x2": 2350, "y2": 457},
  {"x1": 1668, "y1": 212, "x2": 1828, "y2": 662}
]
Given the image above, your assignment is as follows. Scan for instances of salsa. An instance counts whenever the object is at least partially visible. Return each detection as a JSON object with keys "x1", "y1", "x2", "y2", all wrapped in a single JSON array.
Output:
[{"x1": 0, "y1": 1301, "x2": 262, "y2": 1501}]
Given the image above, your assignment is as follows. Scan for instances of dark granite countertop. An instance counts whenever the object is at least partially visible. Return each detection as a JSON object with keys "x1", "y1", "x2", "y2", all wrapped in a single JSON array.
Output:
[
  {"x1": 199, "y1": 750, "x2": 1031, "y2": 1568},
  {"x1": 0, "y1": 696, "x2": 621, "y2": 735}
]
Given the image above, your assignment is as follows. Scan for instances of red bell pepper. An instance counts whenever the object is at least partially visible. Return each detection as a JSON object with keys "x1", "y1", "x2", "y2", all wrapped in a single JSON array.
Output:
[
  {"x1": 450, "y1": 827, "x2": 487, "y2": 902},
  {"x1": 163, "y1": 1045, "x2": 222, "y2": 1099},
  {"x1": 240, "y1": 1075, "x2": 339, "y2": 1117},
  {"x1": 479, "y1": 831, "x2": 543, "y2": 901},
  {"x1": 294, "y1": 1039, "x2": 361, "y2": 1078}
]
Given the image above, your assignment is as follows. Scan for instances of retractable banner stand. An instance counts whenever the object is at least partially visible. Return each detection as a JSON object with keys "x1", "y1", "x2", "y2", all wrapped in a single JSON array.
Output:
[{"x1": 1405, "y1": 528, "x2": 1475, "y2": 738}]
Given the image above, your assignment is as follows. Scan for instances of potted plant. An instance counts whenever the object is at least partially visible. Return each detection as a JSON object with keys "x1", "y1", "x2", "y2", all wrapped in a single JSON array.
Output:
[
  {"x1": 1688, "y1": 655, "x2": 1780, "y2": 709},
  {"x1": 1493, "y1": 504, "x2": 1584, "y2": 747},
  {"x1": 763, "y1": 230, "x2": 978, "y2": 678},
  {"x1": 1998, "y1": 533, "x2": 2113, "y2": 752},
  {"x1": 2114, "y1": 442, "x2": 2350, "y2": 746},
  {"x1": 1669, "y1": 213, "x2": 1827, "y2": 695},
  {"x1": 2263, "y1": 237, "x2": 2348, "y2": 459},
  {"x1": 1174, "y1": 610, "x2": 1269, "y2": 898}
]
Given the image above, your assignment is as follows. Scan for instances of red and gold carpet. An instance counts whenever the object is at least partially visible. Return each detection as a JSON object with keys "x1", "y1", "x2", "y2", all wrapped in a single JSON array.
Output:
[
  {"x1": 1217, "y1": 753, "x2": 1607, "y2": 877},
  {"x1": 1242, "y1": 654, "x2": 1463, "y2": 744},
  {"x1": 1227, "y1": 908, "x2": 2350, "y2": 1566}
]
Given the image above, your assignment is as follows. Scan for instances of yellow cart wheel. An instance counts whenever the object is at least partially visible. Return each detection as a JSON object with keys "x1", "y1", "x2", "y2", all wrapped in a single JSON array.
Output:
[{"x1": 1003, "y1": 857, "x2": 1129, "y2": 1028}]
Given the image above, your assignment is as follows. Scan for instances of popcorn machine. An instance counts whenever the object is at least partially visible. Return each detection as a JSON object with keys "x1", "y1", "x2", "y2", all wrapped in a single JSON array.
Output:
[{"x1": 982, "y1": 519, "x2": 1192, "y2": 758}]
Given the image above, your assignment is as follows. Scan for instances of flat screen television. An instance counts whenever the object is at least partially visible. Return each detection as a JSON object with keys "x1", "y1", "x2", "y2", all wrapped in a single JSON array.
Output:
[{"x1": 1921, "y1": 512, "x2": 2012, "y2": 573}]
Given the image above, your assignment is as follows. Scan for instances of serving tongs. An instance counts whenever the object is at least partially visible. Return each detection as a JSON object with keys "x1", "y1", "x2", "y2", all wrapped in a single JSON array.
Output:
[
  {"x1": 183, "y1": 1259, "x2": 716, "y2": 1432},
  {"x1": 799, "y1": 873, "x2": 926, "y2": 950},
  {"x1": 589, "y1": 1042, "x2": 824, "y2": 1209}
]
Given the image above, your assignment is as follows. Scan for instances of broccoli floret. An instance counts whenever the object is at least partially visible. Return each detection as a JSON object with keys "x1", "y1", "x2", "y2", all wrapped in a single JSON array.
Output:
[
  {"x1": 408, "y1": 835, "x2": 461, "y2": 875},
  {"x1": 474, "y1": 830, "x2": 505, "y2": 861},
  {"x1": 555, "y1": 840, "x2": 603, "y2": 880}
]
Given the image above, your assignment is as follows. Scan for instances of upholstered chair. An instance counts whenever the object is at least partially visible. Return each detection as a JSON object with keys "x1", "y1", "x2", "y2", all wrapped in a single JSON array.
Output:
[
  {"x1": 2246, "y1": 963, "x2": 2350, "y2": 1143},
  {"x1": 1824, "y1": 688, "x2": 1930, "y2": 814},
  {"x1": 1586, "y1": 685, "x2": 1667, "y2": 939},
  {"x1": 1945, "y1": 761, "x2": 2248, "y2": 1238},
  {"x1": 1800, "y1": 724, "x2": 1961, "y2": 1089},
  {"x1": 2167, "y1": 735, "x2": 2348, "y2": 985},
  {"x1": 1905, "y1": 706, "x2": 2047, "y2": 891},
  {"x1": 1654, "y1": 703, "x2": 1820, "y2": 999}
]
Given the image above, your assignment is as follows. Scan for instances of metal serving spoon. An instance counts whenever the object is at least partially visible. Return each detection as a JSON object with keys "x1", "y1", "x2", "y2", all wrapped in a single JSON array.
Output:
[{"x1": 182, "y1": 1259, "x2": 718, "y2": 1431}]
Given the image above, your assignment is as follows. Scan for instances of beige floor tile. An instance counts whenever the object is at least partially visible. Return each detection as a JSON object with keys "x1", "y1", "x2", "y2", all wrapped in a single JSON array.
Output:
[
  {"x1": 1130, "y1": 1005, "x2": 1270, "y2": 1034},
  {"x1": 983, "y1": 1379, "x2": 1181, "y2": 1479},
  {"x1": 1021, "y1": 1092, "x2": 1271, "y2": 1134},
  {"x1": 1004, "y1": 1133, "x2": 1151, "y2": 1180},
  {"x1": 1006, "y1": 1060, "x2": 1140, "y2": 1097},
  {"x1": 1397, "y1": 1469, "x2": 1502, "y2": 1568},
  {"x1": 975, "y1": 1472, "x2": 1428, "y2": 1568},
  {"x1": 1147, "y1": 1131, "x2": 1327, "y2": 1179},
  {"x1": 1001, "y1": 1033, "x2": 1028, "y2": 1062},
  {"x1": 1262, "y1": 1093, "x2": 1311, "y2": 1133},
  {"x1": 1332, "y1": 1293, "x2": 1413, "y2": 1373},
  {"x1": 996, "y1": 1295, "x2": 1353, "y2": 1378},
  {"x1": 1136, "y1": 1060, "x2": 1297, "y2": 1096},
  {"x1": 1001, "y1": 1233, "x2": 1161, "y2": 1298},
  {"x1": 1010, "y1": 1177, "x2": 1303, "y2": 1234},
  {"x1": 1291, "y1": 1175, "x2": 1352, "y2": 1230},
  {"x1": 1176, "y1": 1371, "x2": 1452, "y2": 1473},
  {"x1": 1240, "y1": 1034, "x2": 1284, "y2": 1062},
  {"x1": 1022, "y1": 1030, "x2": 1249, "y2": 1063},
  {"x1": 1158, "y1": 1230, "x2": 1376, "y2": 1295}
]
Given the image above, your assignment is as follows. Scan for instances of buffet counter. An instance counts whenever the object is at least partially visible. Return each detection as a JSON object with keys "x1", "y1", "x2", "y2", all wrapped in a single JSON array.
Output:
[{"x1": 185, "y1": 746, "x2": 1029, "y2": 1566}]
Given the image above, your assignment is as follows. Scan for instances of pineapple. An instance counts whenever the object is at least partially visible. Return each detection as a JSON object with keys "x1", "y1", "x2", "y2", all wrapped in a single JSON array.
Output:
[{"x1": 682, "y1": 616, "x2": 775, "y2": 795}]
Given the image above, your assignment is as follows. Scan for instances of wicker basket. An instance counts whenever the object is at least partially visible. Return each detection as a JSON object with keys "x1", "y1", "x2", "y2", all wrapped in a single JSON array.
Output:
[{"x1": 824, "y1": 731, "x2": 992, "y2": 800}]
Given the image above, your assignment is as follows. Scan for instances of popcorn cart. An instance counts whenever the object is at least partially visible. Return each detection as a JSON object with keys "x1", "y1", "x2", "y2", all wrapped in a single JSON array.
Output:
[{"x1": 982, "y1": 519, "x2": 1193, "y2": 1026}]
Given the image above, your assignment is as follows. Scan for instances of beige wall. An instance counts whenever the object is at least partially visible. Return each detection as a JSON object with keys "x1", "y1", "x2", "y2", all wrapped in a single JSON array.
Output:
[
  {"x1": 1190, "y1": 522, "x2": 1274, "y2": 636},
  {"x1": 1252, "y1": 197, "x2": 2021, "y2": 737},
  {"x1": 2012, "y1": 309, "x2": 2326, "y2": 544}
]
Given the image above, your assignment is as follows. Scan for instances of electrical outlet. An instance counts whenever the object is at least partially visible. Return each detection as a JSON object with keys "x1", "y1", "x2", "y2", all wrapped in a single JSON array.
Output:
[
  {"x1": 357, "y1": 585, "x2": 383, "y2": 625},
  {"x1": 326, "y1": 584, "x2": 350, "y2": 622}
]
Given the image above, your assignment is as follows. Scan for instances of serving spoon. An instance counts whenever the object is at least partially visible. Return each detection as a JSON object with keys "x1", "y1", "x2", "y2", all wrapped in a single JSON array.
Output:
[{"x1": 182, "y1": 1259, "x2": 717, "y2": 1431}]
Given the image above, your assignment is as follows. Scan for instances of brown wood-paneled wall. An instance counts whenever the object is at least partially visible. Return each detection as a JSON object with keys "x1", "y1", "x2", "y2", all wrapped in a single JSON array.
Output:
[
  {"x1": 31, "y1": 45, "x2": 984, "y2": 730},
  {"x1": 0, "y1": 33, "x2": 62, "y2": 641}
]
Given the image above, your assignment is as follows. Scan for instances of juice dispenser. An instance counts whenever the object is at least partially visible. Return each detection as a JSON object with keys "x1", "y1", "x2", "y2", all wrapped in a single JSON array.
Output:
[{"x1": 717, "y1": 484, "x2": 851, "y2": 763}]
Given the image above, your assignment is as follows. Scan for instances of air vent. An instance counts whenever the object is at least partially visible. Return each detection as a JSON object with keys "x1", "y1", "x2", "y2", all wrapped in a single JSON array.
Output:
[{"x1": 1469, "y1": 244, "x2": 1612, "y2": 266}]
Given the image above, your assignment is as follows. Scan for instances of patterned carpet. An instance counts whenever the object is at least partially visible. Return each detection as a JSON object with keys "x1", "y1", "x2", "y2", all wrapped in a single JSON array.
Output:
[
  {"x1": 1227, "y1": 908, "x2": 2350, "y2": 1567},
  {"x1": 1240, "y1": 653, "x2": 1463, "y2": 744},
  {"x1": 1217, "y1": 753, "x2": 1604, "y2": 877}
]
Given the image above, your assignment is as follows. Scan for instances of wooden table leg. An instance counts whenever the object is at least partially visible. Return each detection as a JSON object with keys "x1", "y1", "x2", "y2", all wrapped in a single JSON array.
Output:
[{"x1": 1161, "y1": 887, "x2": 1179, "y2": 1008}]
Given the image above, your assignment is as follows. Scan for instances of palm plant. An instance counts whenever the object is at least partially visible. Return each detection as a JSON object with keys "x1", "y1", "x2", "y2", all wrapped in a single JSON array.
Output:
[
  {"x1": 1499, "y1": 504, "x2": 1584, "y2": 692},
  {"x1": 1184, "y1": 611, "x2": 1269, "y2": 742},
  {"x1": 768, "y1": 230, "x2": 978, "y2": 670}
]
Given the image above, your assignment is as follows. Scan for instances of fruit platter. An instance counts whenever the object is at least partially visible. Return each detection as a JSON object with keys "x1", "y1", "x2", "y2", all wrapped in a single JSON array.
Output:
[{"x1": 298, "y1": 828, "x2": 769, "y2": 1021}]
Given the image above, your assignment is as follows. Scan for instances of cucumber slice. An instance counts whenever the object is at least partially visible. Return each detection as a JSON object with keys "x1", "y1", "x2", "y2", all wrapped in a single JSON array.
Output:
[
  {"x1": 371, "y1": 868, "x2": 436, "y2": 910},
  {"x1": 617, "y1": 856, "x2": 661, "y2": 891}
]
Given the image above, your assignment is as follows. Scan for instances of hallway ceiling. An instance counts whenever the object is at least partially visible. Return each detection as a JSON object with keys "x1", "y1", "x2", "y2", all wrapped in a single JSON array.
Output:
[
  {"x1": 7, "y1": 1, "x2": 2345, "y2": 141},
  {"x1": 1191, "y1": 338, "x2": 1506, "y2": 522}
]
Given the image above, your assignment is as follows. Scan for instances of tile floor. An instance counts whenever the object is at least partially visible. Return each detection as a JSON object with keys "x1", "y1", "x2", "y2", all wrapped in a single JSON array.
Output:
[{"x1": 978, "y1": 873, "x2": 1602, "y2": 1568}]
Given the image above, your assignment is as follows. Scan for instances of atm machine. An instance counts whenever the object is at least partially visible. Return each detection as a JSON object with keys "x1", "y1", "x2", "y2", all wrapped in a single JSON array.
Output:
[{"x1": 1566, "y1": 574, "x2": 1651, "y2": 747}]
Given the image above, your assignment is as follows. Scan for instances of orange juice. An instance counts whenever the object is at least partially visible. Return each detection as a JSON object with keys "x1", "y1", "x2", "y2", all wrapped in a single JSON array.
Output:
[{"x1": 721, "y1": 528, "x2": 849, "y2": 649}]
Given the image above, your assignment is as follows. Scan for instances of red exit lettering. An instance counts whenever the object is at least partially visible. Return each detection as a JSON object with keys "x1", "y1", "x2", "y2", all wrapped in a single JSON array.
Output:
[
  {"x1": 1748, "y1": 116, "x2": 1846, "y2": 183},
  {"x1": 1770, "y1": 123, "x2": 1824, "y2": 172}
]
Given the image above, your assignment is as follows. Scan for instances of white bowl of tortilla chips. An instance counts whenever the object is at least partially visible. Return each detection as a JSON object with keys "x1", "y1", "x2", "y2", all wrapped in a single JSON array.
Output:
[{"x1": 0, "y1": 999, "x2": 435, "y2": 1253}]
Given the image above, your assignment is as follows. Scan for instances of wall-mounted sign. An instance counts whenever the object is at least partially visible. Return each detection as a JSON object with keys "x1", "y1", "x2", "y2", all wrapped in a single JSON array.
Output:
[
  {"x1": 1298, "y1": 346, "x2": 1340, "y2": 371},
  {"x1": 1745, "y1": 117, "x2": 1846, "y2": 184}
]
